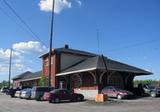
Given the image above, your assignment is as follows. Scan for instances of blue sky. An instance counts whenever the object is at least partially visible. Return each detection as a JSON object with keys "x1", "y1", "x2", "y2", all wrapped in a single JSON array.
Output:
[{"x1": 0, "y1": 0, "x2": 160, "y2": 81}]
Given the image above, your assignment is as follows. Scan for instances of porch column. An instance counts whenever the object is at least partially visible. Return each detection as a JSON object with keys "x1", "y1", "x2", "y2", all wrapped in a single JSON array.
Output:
[{"x1": 67, "y1": 75, "x2": 71, "y2": 90}]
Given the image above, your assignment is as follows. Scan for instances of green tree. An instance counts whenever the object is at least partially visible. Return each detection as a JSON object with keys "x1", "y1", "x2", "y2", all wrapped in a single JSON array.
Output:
[
  {"x1": 38, "y1": 75, "x2": 47, "y2": 86},
  {"x1": 134, "y1": 79, "x2": 160, "y2": 87},
  {"x1": 0, "y1": 80, "x2": 9, "y2": 88}
]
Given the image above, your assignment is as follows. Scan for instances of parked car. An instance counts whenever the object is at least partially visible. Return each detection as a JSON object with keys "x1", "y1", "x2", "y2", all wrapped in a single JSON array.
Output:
[
  {"x1": 8, "y1": 86, "x2": 31, "y2": 98},
  {"x1": 48, "y1": 89, "x2": 84, "y2": 103},
  {"x1": 20, "y1": 88, "x2": 32, "y2": 99},
  {"x1": 142, "y1": 84, "x2": 160, "y2": 97},
  {"x1": 15, "y1": 90, "x2": 22, "y2": 98},
  {"x1": 101, "y1": 86, "x2": 133, "y2": 100},
  {"x1": 42, "y1": 92, "x2": 51, "y2": 101},
  {"x1": 31, "y1": 86, "x2": 54, "y2": 101},
  {"x1": 0, "y1": 87, "x2": 9, "y2": 93},
  {"x1": 8, "y1": 88, "x2": 21, "y2": 97}
]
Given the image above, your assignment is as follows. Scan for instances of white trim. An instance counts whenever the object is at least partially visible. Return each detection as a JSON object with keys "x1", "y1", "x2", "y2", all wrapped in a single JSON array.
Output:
[
  {"x1": 20, "y1": 77, "x2": 41, "y2": 82},
  {"x1": 99, "y1": 71, "x2": 106, "y2": 84},
  {"x1": 88, "y1": 71, "x2": 96, "y2": 84},
  {"x1": 107, "y1": 71, "x2": 116, "y2": 84},
  {"x1": 56, "y1": 67, "x2": 97, "y2": 76}
]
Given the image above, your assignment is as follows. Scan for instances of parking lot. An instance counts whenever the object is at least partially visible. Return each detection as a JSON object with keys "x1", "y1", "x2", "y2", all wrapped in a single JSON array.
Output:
[{"x1": 0, "y1": 93, "x2": 160, "y2": 112}]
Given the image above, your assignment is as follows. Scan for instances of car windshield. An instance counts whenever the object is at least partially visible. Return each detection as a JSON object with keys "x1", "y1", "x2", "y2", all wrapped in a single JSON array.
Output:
[
  {"x1": 50, "y1": 89, "x2": 59, "y2": 93},
  {"x1": 114, "y1": 87, "x2": 123, "y2": 91},
  {"x1": 148, "y1": 85, "x2": 155, "y2": 89}
]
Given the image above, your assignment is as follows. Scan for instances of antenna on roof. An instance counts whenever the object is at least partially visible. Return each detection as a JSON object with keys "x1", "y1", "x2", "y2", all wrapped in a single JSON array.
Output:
[{"x1": 97, "y1": 29, "x2": 100, "y2": 54}]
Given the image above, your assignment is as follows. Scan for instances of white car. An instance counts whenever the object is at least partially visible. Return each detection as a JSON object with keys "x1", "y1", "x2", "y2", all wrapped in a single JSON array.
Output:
[
  {"x1": 21, "y1": 88, "x2": 32, "y2": 99},
  {"x1": 15, "y1": 90, "x2": 21, "y2": 98}
]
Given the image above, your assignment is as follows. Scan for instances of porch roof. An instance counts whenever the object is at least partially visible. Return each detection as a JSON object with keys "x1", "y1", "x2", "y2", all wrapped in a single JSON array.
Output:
[
  {"x1": 56, "y1": 55, "x2": 152, "y2": 76},
  {"x1": 19, "y1": 71, "x2": 42, "y2": 82},
  {"x1": 12, "y1": 71, "x2": 32, "y2": 80},
  {"x1": 12, "y1": 71, "x2": 42, "y2": 82}
]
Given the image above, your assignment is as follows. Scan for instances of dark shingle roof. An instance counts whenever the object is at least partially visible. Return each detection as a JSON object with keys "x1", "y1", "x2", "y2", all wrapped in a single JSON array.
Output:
[
  {"x1": 20, "y1": 71, "x2": 42, "y2": 81},
  {"x1": 12, "y1": 71, "x2": 32, "y2": 80},
  {"x1": 40, "y1": 47, "x2": 96, "y2": 58},
  {"x1": 56, "y1": 56, "x2": 152, "y2": 76},
  {"x1": 12, "y1": 71, "x2": 42, "y2": 81}
]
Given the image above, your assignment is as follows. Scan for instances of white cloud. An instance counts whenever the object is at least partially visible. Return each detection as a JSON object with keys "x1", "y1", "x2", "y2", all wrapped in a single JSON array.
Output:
[
  {"x1": 0, "y1": 48, "x2": 21, "y2": 59},
  {"x1": 38, "y1": 0, "x2": 82, "y2": 14},
  {"x1": 0, "y1": 41, "x2": 46, "y2": 75},
  {"x1": 0, "y1": 63, "x2": 30, "y2": 74},
  {"x1": 39, "y1": 0, "x2": 72, "y2": 14},
  {"x1": 12, "y1": 41, "x2": 47, "y2": 54},
  {"x1": 0, "y1": 64, "x2": 8, "y2": 73},
  {"x1": 0, "y1": 48, "x2": 25, "y2": 74},
  {"x1": 75, "y1": 0, "x2": 82, "y2": 7}
]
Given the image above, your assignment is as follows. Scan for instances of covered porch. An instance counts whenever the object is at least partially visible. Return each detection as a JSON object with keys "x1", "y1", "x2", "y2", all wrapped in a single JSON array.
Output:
[{"x1": 56, "y1": 55, "x2": 151, "y2": 99}]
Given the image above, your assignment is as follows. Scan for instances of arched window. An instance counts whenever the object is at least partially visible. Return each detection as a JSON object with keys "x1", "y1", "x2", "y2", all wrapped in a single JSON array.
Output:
[
  {"x1": 108, "y1": 73, "x2": 124, "y2": 88},
  {"x1": 71, "y1": 74, "x2": 82, "y2": 88}
]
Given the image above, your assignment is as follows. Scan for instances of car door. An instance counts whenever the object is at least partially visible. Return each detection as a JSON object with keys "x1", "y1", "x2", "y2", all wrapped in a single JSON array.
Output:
[
  {"x1": 111, "y1": 87, "x2": 118, "y2": 97},
  {"x1": 58, "y1": 90, "x2": 69, "y2": 101},
  {"x1": 62, "y1": 90, "x2": 70, "y2": 100},
  {"x1": 105, "y1": 87, "x2": 112, "y2": 97}
]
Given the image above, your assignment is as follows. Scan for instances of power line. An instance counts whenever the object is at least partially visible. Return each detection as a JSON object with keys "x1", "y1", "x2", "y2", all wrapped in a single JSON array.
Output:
[
  {"x1": 2, "y1": 0, "x2": 48, "y2": 47},
  {"x1": 107, "y1": 38, "x2": 160, "y2": 53},
  {"x1": 0, "y1": 4, "x2": 39, "y2": 41}
]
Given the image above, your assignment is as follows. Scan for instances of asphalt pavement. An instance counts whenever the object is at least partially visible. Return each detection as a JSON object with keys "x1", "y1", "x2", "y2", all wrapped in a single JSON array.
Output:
[{"x1": 0, "y1": 93, "x2": 160, "y2": 112}]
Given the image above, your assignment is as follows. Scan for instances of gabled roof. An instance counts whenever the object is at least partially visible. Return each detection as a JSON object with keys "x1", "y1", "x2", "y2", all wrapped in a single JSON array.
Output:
[
  {"x1": 12, "y1": 71, "x2": 42, "y2": 81},
  {"x1": 56, "y1": 55, "x2": 152, "y2": 76},
  {"x1": 20, "y1": 71, "x2": 42, "y2": 81},
  {"x1": 12, "y1": 71, "x2": 32, "y2": 80},
  {"x1": 39, "y1": 47, "x2": 96, "y2": 58}
]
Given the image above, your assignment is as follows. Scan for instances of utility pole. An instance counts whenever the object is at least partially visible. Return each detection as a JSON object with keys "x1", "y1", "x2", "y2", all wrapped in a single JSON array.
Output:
[
  {"x1": 8, "y1": 48, "x2": 12, "y2": 88},
  {"x1": 48, "y1": 0, "x2": 55, "y2": 87}
]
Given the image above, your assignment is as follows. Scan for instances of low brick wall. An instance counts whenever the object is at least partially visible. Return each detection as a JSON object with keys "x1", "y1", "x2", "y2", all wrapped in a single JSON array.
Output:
[{"x1": 74, "y1": 86, "x2": 99, "y2": 100}]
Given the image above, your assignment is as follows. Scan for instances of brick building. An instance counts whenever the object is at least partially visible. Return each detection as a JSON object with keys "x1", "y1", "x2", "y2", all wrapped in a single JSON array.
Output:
[
  {"x1": 12, "y1": 71, "x2": 41, "y2": 88},
  {"x1": 40, "y1": 45, "x2": 152, "y2": 99}
]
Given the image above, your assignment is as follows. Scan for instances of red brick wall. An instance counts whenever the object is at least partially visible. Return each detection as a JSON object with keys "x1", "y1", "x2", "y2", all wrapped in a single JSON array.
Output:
[
  {"x1": 13, "y1": 80, "x2": 20, "y2": 88},
  {"x1": 42, "y1": 54, "x2": 59, "y2": 87}
]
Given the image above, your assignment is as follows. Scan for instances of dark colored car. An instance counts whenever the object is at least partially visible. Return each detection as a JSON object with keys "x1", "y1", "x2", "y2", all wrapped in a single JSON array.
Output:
[
  {"x1": 8, "y1": 86, "x2": 31, "y2": 98},
  {"x1": 8, "y1": 88, "x2": 21, "y2": 97},
  {"x1": 142, "y1": 84, "x2": 160, "y2": 97},
  {"x1": 48, "y1": 89, "x2": 84, "y2": 103},
  {"x1": 101, "y1": 86, "x2": 133, "y2": 100},
  {"x1": 1, "y1": 87, "x2": 9, "y2": 94},
  {"x1": 31, "y1": 86, "x2": 54, "y2": 101}
]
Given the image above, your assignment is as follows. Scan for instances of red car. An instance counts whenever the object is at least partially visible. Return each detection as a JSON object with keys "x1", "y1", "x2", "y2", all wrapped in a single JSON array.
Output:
[
  {"x1": 101, "y1": 86, "x2": 133, "y2": 99},
  {"x1": 48, "y1": 89, "x2": 84, "y2": 103},
  {"x1": 43, "y1": 92, "x2": 51, "y2": 101}
]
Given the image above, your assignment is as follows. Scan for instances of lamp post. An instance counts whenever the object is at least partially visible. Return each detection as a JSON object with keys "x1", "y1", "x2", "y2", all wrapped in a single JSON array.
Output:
[{"x1": 48, "y1": 0, "x2": 55, "y2": 87}]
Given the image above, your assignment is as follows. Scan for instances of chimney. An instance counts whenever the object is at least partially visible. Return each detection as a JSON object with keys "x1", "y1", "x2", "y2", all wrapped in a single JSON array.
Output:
[{"x1": 64, "y1": 44, "x2": 69, "y2": 49}]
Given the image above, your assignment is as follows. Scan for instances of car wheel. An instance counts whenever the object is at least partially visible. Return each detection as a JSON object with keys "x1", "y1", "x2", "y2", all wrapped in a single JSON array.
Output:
[
  {"x1": 77, "y1": 96, "x2": 83, "y2": 101},
  {"x1": 49, "y1": 99, "x2": 53, "y2": 103},
  {"x1": 54, "y1": 97, "x2": 60, "y2": 103},
  {"x1": 117, "y1": 94, "x2": 122, "y2": 100},
  {"x1": 36, "y1": 96, "x2": 42, "y2": 101},
  {"x1": 151, "y1": 92, "x2": 156, "y2": 97}
]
